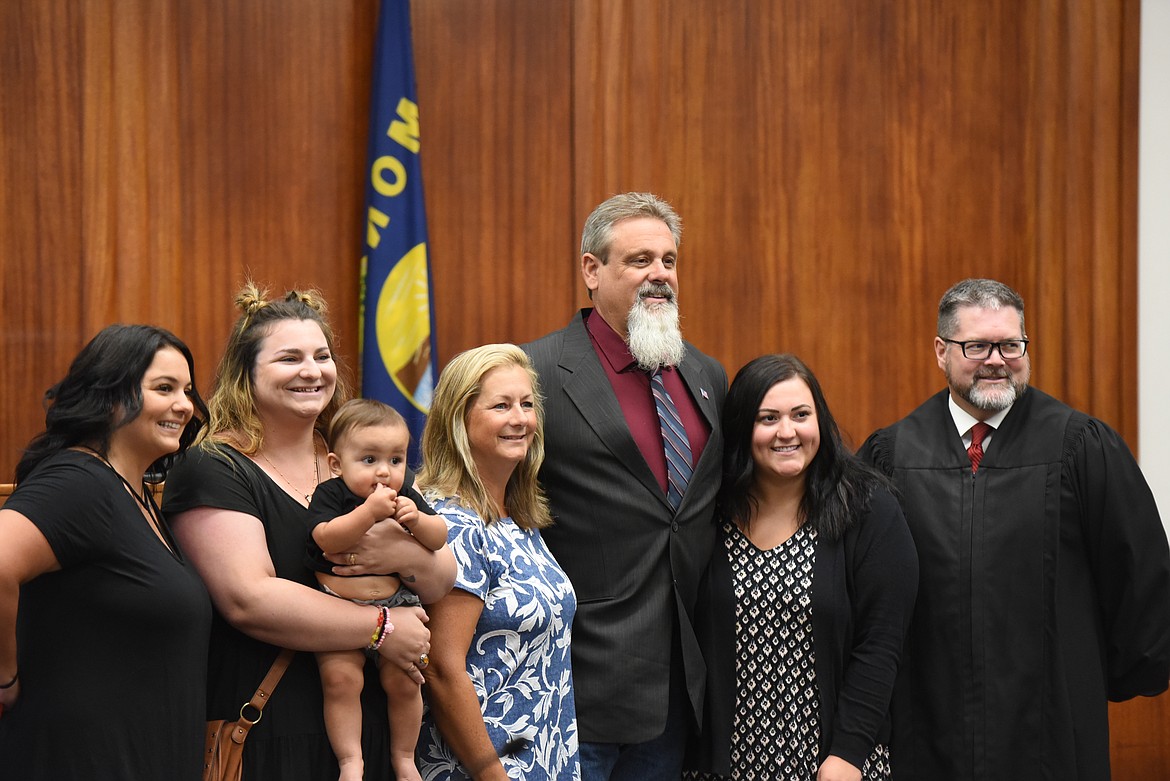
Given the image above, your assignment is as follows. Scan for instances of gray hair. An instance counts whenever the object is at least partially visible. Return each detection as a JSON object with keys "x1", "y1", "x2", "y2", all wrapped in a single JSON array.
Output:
[
  {"x1": 580, "y1": 192, "x2": 682, "y2": 263},
  {"x1": 937, "y1": 278, "x2": 1026, "y2": 338}
]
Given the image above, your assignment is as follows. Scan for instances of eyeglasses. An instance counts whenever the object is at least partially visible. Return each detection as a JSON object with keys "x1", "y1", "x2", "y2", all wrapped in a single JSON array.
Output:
[{"x1": 940, "y1": 338, "x2": 1029, "y2": 360}]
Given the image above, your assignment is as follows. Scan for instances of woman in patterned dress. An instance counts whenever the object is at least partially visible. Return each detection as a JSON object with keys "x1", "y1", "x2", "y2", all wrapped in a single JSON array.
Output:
[
  {"x1": 416, "y1": 344, "x2": 579, "y2": 781},
  {"x1": 687, "y1": 354, "x2": 918, "y2": 781}
]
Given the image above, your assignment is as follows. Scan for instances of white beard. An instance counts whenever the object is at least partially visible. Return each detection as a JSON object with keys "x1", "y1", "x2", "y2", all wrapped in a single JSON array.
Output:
[
  {"x1": 626, "y1": 293, "x2": 685, "y2": 371},
  {"x1": 946, "y1": 359, "x2": 1030, "y2": 412},
  {"x1": 966, "y1": 378, "x2": 1024, "y2": 411}
]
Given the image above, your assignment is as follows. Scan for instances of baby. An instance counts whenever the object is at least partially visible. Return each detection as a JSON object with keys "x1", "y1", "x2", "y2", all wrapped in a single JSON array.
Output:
[{"x1": 306, "y1": 399, "x2": 448, "y2": 781}]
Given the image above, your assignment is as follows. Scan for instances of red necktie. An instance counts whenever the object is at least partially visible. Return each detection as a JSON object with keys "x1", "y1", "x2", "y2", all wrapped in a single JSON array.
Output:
[{"x1": 967, "y1": 422, "x2": 992, "y2": 473}]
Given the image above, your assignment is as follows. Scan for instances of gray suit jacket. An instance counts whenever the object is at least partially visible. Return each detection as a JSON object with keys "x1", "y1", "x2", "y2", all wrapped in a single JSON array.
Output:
[{"x1": 523, "y1": 309, "x2": 727, "y2": 744}]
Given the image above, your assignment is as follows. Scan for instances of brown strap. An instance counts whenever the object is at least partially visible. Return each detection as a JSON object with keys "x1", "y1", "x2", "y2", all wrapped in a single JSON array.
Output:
[
  {"x1": 227, "y1": 648, "x2": 295, "y2": 746},
  {"x1": 247, "y1": 648, "x2": 295, "y2": 713}
]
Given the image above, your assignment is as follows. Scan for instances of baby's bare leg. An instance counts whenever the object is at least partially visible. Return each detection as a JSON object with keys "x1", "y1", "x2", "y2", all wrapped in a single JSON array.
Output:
[
  {"x1": 380, "y1": 658, "x2": 424, "y2": 781},
  {"x1": 318, "y1": 650, "x2": 368, "y2": 781}
]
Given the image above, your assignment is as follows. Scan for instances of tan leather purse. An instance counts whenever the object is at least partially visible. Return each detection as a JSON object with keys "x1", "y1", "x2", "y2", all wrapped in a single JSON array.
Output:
[{"x1": 201, "y1": 649, "x2": 295, "y2": 781}]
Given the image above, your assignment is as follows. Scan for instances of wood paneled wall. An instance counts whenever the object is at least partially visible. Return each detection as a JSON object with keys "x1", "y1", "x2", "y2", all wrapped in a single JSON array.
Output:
[
  {"x1": 0, "y1": 0, "x2": 1162, "y2": 774},
  {"x1": 0, "y1": 0, "x2": 376, "y2": 473}
]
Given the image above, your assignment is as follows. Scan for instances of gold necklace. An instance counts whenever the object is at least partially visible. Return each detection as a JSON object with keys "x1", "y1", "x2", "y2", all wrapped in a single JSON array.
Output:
[{"x1": 259, "y1": 436, "x2": 320, "y2": 502}]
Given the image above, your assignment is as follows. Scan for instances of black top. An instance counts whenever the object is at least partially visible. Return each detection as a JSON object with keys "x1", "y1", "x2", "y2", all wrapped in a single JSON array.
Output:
[
  {"x1": 163, "y1": 443, "x2": 394, "y2": 781},
  {"x1": 304, "y1": 473, "x2": 435, "y2": 575},
  {"x1": 0, "y1": 450, "x2": 211, "y2": 780}
]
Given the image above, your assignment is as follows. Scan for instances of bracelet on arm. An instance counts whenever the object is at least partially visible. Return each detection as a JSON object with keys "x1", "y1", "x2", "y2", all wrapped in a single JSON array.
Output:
[
  {"x1": 0, "y1": 672, "x2": 17, "y2": 690},
  {"x1": 367, "y1": 606, "x2": 386, "y2": 650},
  {"x1": 373, "y1": 606, "x2": 394, "y2": 651},
  {"x1": 366, "y1": 606, "x2": 394, "y2": 652}
]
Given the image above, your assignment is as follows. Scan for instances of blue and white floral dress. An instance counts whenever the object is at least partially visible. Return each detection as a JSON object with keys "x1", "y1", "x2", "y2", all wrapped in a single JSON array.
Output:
[{"x1": 418, "y1": 495, "x2": 580, "y2": 781}]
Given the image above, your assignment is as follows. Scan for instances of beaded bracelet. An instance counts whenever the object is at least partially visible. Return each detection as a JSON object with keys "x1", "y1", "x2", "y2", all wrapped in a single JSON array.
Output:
[
  {"x1": 372, "y1": 606, "x2": 394, "y2": 651},
  {"x1": 372, "y1": 619, "x2": 394, "y2": 651},
  {"x1": 367, "y1": 607, "x2": 387, "y2": 649},
  {"x1": 0, "y1": 672, "x2": 17, "y2": 690},
  {"x1": 366, "y1": 606, "x2": 395, "y2": 652}
]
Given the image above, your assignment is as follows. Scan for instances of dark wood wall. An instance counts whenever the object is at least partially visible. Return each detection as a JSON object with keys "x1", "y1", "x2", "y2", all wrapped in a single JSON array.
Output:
[{"x1": 0, "y1": 0, "x2": 1162, "y2": 773}]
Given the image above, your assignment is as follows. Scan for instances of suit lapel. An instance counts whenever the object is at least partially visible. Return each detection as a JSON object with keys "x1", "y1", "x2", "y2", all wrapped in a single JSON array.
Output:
[
  {"x1": 677, "y1": 357, "x2": 719, "y2": 431},
  {"x1": 558, "y1": 316, "x2": 665, "y2": 504},
  {"x1": 676, "y1": 354, "x2": 721, "y2": 511}
]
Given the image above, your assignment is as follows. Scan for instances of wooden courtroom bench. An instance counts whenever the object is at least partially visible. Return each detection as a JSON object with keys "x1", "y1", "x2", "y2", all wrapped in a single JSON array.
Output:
[{"x1": 0, "y1": 482, "x2": 165, "y2": 506}]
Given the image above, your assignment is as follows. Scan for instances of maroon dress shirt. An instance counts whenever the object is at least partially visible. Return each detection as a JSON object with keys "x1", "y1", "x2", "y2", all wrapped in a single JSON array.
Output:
[{"x1": 585, "y1": 310, "x2": 711, "y2": 497}]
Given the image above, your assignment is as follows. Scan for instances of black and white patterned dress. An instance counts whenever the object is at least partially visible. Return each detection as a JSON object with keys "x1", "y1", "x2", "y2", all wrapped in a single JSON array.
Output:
[{"x1": 687, "y1": 521, "x2": 892, "y2": 781}]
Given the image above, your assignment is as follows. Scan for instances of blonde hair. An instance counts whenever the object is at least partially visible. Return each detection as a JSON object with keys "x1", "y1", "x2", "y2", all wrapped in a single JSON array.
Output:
[
  {"x1": 201, "y1": 281, "x2": 350, "y2": 454},
  {"x1": 419, "y1": 344, "x2": 552, "y2": 530}
]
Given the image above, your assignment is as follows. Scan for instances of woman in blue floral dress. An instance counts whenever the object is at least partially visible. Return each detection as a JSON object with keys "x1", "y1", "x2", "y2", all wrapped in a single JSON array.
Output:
[{"x1": 417, "y1": 344, "x2": 579, "y2": 781}]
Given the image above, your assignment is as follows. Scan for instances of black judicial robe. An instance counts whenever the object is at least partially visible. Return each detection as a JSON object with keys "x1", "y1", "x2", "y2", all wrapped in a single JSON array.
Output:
[{"x1": 859, "y1": 388, "x2": 1170, "y2": 781}]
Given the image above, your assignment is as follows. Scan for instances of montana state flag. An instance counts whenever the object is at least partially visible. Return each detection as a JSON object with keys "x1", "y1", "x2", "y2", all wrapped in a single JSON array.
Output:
[{"x1": 360, "y1": 0, "x2": 437, "y2": 466}]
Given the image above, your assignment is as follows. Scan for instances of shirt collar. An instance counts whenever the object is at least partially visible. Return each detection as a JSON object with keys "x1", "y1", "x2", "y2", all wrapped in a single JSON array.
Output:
[
  {"x1": 947, "y1": 393, "x2": 1012, "y2": 438},
  {"x1": 585, "y1": 308, "x2": 640, "y2": 373}
]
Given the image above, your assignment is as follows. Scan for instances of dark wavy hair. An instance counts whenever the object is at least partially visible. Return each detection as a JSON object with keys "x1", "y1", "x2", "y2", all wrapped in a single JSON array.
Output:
[
  {"x1": 718, "y1": 354, "x2": 888, "y2": 541},
  {"x1": 15, "y1": 324, "x2": 208, "y2": 484}
]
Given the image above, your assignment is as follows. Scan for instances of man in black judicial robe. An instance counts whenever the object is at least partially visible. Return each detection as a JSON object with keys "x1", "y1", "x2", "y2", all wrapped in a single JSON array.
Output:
[{"x1": 859, "y1": 278, "x2": 1170, "y2": 781}]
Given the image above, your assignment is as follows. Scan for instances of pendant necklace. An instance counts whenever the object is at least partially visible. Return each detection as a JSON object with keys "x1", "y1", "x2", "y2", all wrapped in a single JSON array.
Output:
[
  {"x1": 85, "y1": 448, "x2": 179, "y2": 558},
  {"x1": 260, "y1": 436, "x2": 321, "y2": 503}
]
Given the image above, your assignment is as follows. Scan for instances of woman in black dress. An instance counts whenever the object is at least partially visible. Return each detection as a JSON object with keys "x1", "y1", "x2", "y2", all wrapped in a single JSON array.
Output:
[
  {"x1": 0, "y1": 324, "x2": 211, "y2": 780},
  {"x1": 688, "y1": 354, "x2": 918, "y2": 781},
  {"x1": 164, "y1": 282, "x2": 456, "y2": 780}
]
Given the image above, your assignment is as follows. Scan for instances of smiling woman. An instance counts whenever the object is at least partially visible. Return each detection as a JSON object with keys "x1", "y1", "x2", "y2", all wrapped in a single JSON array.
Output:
[
  {"x1": 749, "y1": 377, "x2": 823, "y2": 492},
  {"x1": 161, "y1": 282, "x2": 456, "y2": 781},
  {"x1": 416, "y1": 344, "x2": 579, "y2": 780},
  {"x1": 464, "y1": 363, "x2": 539, "y2": 493},
  {"x1": 0, "y1": 324, "x2": 212, "y2": 781},
  {"x1": 687, "y1": 354, "x2": 918, "y2": 781}
]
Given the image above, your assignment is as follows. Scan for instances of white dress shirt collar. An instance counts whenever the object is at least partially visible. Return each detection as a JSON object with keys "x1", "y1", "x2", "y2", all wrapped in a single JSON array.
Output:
[{"x1": 947, "y1": 394, "x2": 1012, "y2": 447}]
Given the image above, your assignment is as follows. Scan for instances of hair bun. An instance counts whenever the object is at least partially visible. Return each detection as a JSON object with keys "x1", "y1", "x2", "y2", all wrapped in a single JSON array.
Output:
[
  {"x1": 286, "y1": 289, "x2": 328, "y2": 315},
  {"x1": 235, "y1": 281, "x2": 270, "y2": 317}
]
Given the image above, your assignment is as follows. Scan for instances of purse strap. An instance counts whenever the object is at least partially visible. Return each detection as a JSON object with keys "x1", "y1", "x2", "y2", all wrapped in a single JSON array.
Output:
[
  {"x1": 247, "y1": 648, "x2": 295, "y2": 713},
  {"x1": 227, "y1": 648, "x2": 296, "y2": 745}
]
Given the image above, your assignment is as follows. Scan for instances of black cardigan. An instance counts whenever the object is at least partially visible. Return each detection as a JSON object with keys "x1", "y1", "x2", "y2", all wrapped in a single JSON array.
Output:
[{"x1": 688, "y1": 487, "x2": 919, "y2": 774}]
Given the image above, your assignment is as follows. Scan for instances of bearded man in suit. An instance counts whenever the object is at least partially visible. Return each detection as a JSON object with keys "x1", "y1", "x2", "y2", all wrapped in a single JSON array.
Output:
[{"x1": 524, "y1": 192, "x2": 727, "y2": 781}]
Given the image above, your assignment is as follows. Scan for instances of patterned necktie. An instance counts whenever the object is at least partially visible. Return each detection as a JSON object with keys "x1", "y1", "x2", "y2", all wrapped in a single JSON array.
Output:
[
  {"x1": 650, "y1": 368, "x2": 693, "y2": 509},
  {"x1": 967, "y1": 421, "x2": 993, "y2": 473}
]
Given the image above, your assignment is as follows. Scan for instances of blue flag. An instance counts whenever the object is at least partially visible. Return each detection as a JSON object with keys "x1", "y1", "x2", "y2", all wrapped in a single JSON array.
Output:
[{"x1": 360, "y1": 0, "x2": 437, "y2": 467}]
